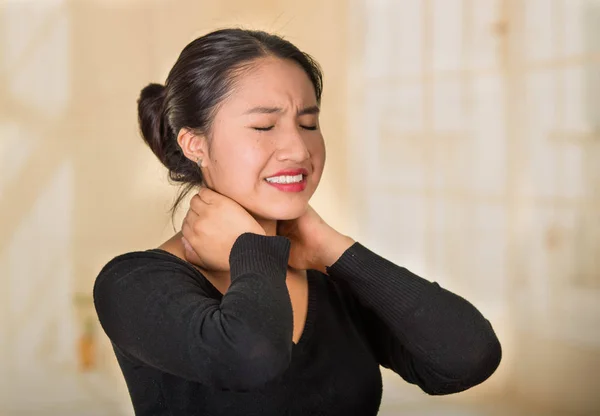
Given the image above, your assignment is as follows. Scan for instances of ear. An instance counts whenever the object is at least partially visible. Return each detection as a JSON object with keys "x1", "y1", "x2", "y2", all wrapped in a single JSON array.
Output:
[{"x1": 177, "y1": 128, "x2": 208, "y2": 166}]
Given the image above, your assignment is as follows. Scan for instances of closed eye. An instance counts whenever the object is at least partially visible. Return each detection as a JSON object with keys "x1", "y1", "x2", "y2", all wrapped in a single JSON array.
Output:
[{"x1": 254, "y1": 125, "x2": 317, "y2": 131}]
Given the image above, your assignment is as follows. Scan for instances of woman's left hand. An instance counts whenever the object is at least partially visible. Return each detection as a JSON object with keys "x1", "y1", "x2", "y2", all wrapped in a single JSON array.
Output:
[{"x1": 277, "y1": 205, "x2": 355, "y2": 273}]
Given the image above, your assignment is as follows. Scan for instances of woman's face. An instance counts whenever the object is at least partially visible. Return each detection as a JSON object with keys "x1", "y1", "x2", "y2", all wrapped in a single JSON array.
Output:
[{"x1": 201, "y1": 57, "x2": 326, "y2": 220}]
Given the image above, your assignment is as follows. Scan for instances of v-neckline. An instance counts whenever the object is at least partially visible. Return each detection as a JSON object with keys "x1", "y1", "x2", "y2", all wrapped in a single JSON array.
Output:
[
  {"x1": 148, "y1": 248, "x2": 317, "y2": 350},
  {"x1": 292, "y1": 270, "x2": 317, "y2": 350}
]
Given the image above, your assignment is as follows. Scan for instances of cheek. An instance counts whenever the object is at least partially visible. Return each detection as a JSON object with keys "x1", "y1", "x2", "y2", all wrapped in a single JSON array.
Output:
[
  {"x1": 310, "y1": 136, "x2": 326, "y2": 168},
  {"x1": 214, "y1": 141, "x2": 269, "y2": 184},
  {"x1": 239, "y1": 143, "x2": 271, "y2": 173}
]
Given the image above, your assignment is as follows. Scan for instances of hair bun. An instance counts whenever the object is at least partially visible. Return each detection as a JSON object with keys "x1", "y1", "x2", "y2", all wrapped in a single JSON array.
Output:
[
  {"x1": 137, "y1": 83, "x2": 171, "y2": 168},
  {"x1": 140, "y1": 83, "x2": 166, "y2": 102}
]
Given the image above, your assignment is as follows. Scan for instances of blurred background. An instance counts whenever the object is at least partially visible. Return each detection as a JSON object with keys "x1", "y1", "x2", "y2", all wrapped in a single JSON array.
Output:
[{"x1": 1, "y1": 0, "x2": 599, "y2": 415}]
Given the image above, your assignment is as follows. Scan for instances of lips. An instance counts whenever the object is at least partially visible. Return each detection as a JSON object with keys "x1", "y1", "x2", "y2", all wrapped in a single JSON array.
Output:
[
  {"x1": 265, "y1": 176, "x2": 307, "y2": 192},
  {"x1": 265, "y1": 168, "x2": 309, "y2": 178}
]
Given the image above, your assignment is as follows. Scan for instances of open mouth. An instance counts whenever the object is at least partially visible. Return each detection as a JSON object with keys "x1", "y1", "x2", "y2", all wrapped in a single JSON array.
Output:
[
  {"x1": 264, "y1": 174, "x2": 307, "y2": 192},
  {"x1": 264, "y1": 174, "x2": 306, "y2": 185}
]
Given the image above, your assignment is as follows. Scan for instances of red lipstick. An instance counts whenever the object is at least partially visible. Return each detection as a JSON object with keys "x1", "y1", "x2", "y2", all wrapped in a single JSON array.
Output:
[{"x1": 264, "y1": 168, "x2": 309, "y2": 192}]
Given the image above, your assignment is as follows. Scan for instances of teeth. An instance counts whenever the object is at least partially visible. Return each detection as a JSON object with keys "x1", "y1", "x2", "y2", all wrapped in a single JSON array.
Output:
[{"x1": 266, "y1": 174, "x2": 304, "y2": 184}]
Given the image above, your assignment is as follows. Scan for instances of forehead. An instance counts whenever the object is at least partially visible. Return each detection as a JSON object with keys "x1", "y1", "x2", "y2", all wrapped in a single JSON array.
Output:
[{"x1": 226, "y1": 57, "x2": 317, "y2": 110}]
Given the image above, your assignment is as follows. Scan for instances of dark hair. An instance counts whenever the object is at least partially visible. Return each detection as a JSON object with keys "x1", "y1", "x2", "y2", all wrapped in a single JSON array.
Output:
[{"x1": 137, "y1": 28, "x2": 323, "y2": 217}]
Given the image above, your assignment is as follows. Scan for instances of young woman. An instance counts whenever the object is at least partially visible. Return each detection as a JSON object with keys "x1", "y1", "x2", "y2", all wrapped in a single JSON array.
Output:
[{"x1": 93, "y1": 28, "x2": 501, "y2": 416}]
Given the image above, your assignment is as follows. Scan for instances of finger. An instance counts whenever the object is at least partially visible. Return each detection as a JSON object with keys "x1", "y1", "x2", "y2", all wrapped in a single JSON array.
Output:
[
  {"x1": 181, "y1": 236, "x2": 195, "y2": 255},
  {"x1": 181, "y1": 228, "x2": 201, "y2": 261},
  {"x1": 181, "y1": 207, "x2": 198, "y2": 230},
  {"x1": 187, "y1": 201, "x2": 202, "y2": 218},
  {"x1": 181, "y1": 222, "x2": 191, "y2": 243},
  {"x1": 190, "y1": 191, "x2": 215, "y2": 214},
  {"x1": 190, "y1": 194, "x2": 205, "y2": 213},
  {"x1": 196, "y1": 187, "x2": 216, "y2": 205},
  {"x1": 181, "y1": 221, "x2": 199, "y2": 246}
]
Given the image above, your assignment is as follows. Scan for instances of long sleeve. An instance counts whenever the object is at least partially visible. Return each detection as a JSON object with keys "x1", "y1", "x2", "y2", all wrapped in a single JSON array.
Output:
[
  {"x1": 326, "y1": 242, "x2": 502, "y2": 395},
  {"x1": 93, "y1": 233, "x2": 294, "y2": 391}
]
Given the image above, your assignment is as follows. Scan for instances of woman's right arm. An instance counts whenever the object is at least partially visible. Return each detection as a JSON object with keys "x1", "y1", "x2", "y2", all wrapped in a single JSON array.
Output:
[{"x1": 93, "y1": 232, "x2": 293, "y2": 391}]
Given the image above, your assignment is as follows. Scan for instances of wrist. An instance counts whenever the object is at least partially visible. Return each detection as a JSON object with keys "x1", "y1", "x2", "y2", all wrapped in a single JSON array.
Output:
[{"x1": 318, "y1": 231, "x2": 355, "y2": 271}]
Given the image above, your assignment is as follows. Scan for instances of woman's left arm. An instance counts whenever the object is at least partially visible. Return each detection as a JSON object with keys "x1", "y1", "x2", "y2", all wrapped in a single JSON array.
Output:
[
  {"x1": 324, "y1": 239, "x2": 502, "y2": 396},
  {"x1": 278, "y1": 206, "x2": 501, "y2": 394}
]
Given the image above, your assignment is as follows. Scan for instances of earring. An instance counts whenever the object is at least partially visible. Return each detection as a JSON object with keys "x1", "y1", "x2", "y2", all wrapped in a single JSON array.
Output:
[{"x1": 197, "y1": 158, "x2": 203, "y2": 168}]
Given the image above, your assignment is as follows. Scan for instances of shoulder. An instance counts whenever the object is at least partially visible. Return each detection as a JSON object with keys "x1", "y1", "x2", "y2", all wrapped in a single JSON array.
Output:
[
  {"x1": 96, "y1": 249, "x2": 194, "y2": 282},
  {"x1": 93, "y1": 249, "x2": 210, "y2": 303}
]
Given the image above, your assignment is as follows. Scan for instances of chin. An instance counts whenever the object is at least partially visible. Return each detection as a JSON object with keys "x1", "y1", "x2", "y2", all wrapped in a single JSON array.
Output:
[{"x1": 262, "y1": 202, "x2": 308, "y2": 221}]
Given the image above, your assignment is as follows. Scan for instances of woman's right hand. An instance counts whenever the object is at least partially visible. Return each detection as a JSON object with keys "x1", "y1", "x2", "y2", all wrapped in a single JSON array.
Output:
[{"x1": 181, "y1": 188, "x2": 266, "y2": 271}]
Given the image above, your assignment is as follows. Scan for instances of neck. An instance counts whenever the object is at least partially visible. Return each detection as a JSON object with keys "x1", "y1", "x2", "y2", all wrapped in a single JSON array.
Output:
[
  {"x1": 255, "y1": 217, "x2": 278, "y2": 237},
  {"x1": 168, "y1": 217, "x2": 280, "y2": 294}
]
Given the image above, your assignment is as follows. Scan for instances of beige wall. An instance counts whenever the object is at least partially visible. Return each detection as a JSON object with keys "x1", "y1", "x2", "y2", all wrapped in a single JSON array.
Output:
[
  {"x1": 1, "y1": 1, "x2": 354, "y2": 414},
  {"x1": 347, "y1": 1, "x2": 600, "y2": 415},
  {"x1": 1, "y1": 0, "x2": 599, "y2": 415}
]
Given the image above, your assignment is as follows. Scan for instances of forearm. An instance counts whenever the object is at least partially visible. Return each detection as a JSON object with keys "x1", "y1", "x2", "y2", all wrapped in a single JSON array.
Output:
[
  {"x1": 95, "y1": 233, "x2": 295, "y2": 390},
  {"x1": 326, "y1": 242, "x2": 501, "y2": 385}
]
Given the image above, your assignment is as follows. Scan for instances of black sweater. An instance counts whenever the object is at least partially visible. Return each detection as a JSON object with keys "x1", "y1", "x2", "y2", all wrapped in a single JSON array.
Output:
[{"x1": 93, "y1": 232, "x2": 501, "y2": 415}]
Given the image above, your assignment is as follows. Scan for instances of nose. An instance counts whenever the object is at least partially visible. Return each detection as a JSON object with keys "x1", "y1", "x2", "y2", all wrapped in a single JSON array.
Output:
[{"x1": 275, "y1": 126, "x2": 311, "y2": 163}]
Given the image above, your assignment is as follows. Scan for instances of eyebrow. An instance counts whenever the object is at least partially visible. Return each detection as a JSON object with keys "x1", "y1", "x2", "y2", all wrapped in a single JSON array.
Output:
[{"x1": 244, "y1": 105, "x2": 320, "y2": 116}]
